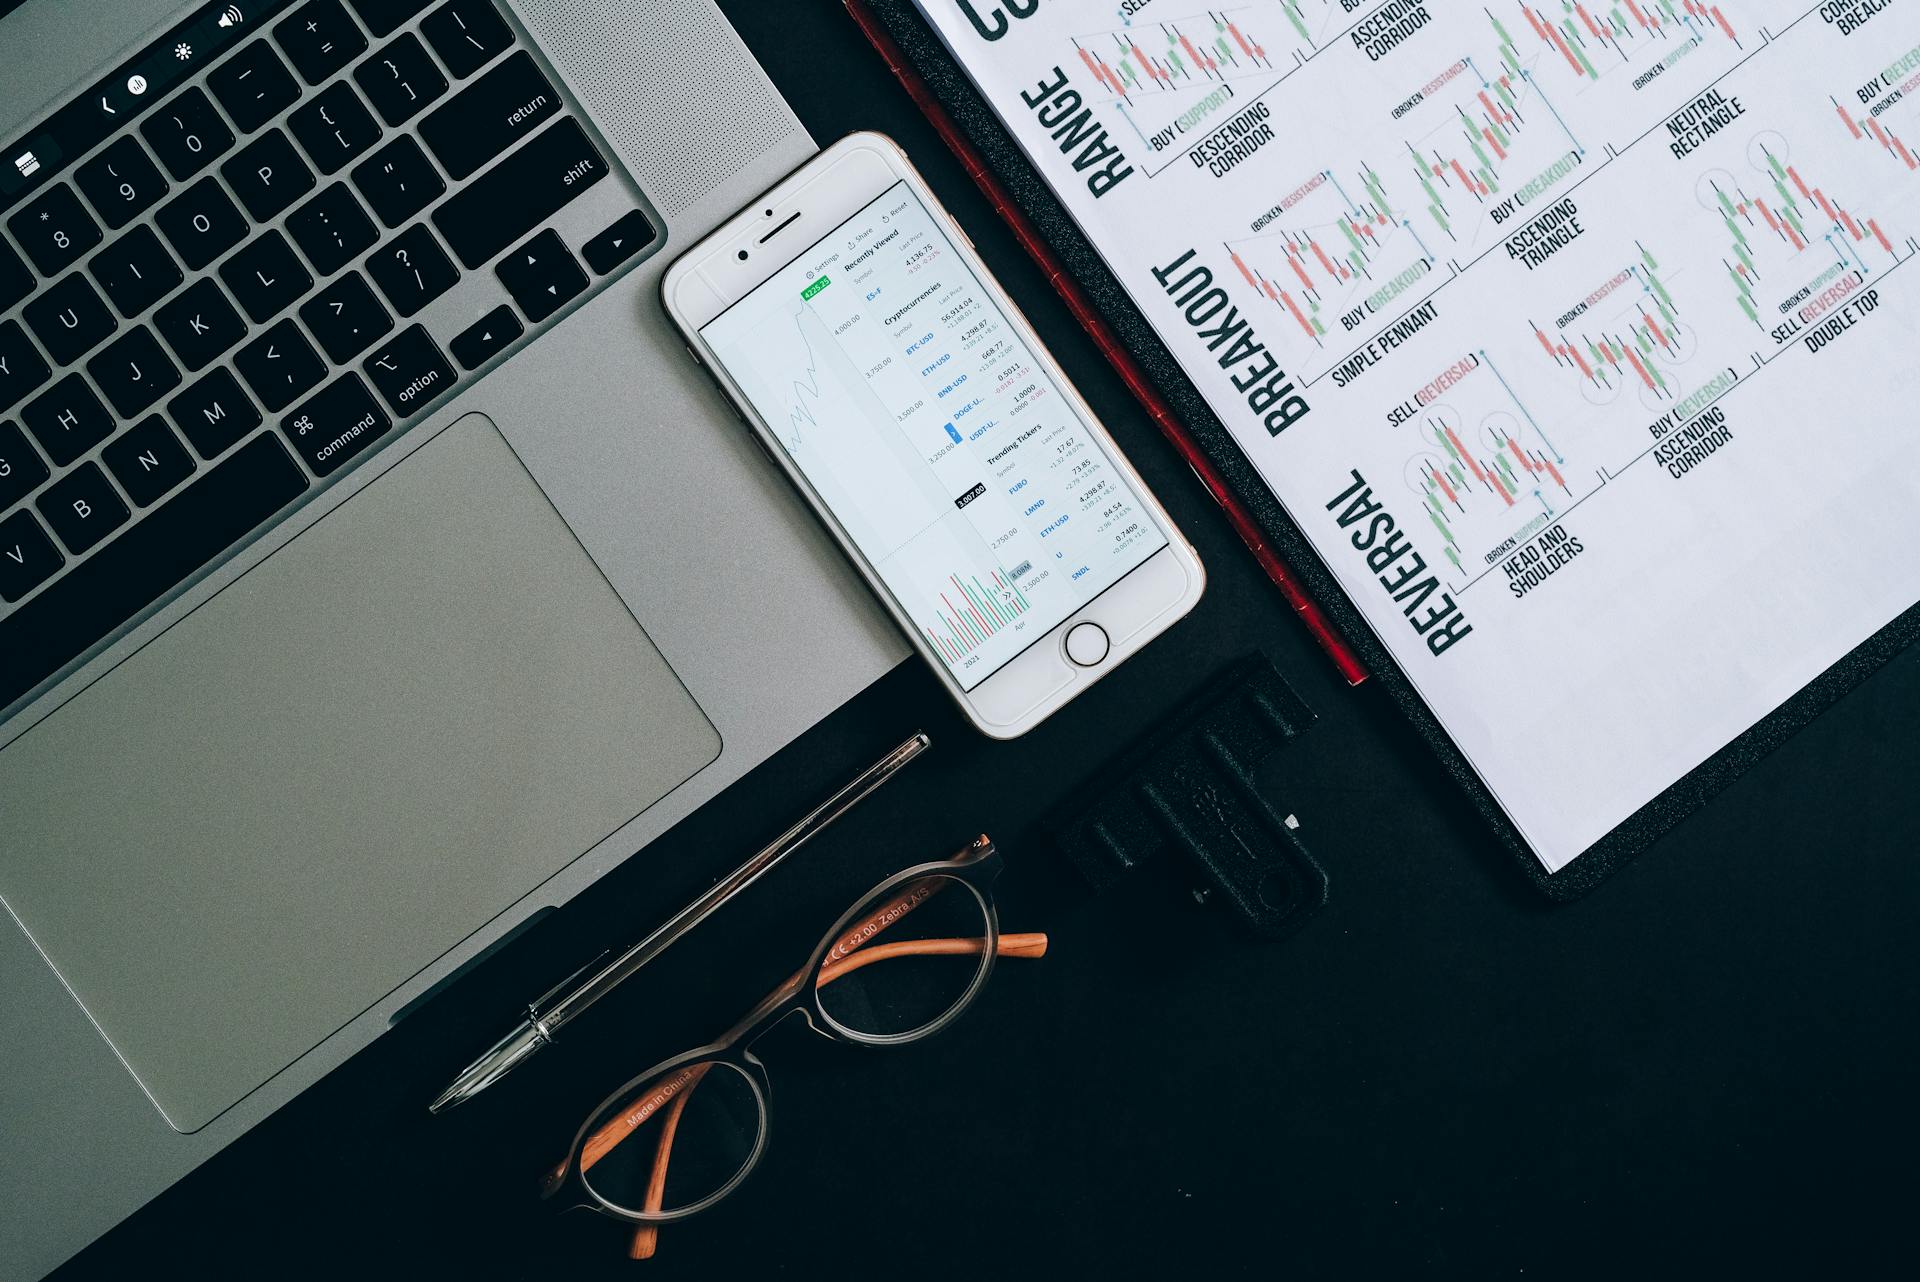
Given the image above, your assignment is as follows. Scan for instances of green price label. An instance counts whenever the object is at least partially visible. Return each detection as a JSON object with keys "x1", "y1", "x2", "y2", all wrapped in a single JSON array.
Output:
[{"x1": 801, "y1": 275, "x2": 831, "y2": 300}]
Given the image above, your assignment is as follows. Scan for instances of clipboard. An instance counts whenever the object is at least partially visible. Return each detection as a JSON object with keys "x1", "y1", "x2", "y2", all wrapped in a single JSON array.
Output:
[{"x1": 844, "y1": 0, "x2": 1920, "y2": 898}]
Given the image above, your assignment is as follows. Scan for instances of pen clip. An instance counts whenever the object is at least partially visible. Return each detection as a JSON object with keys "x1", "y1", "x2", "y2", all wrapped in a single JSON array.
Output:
[{"x1": 527, "y1": 948, "x2": 611, "y2": 1020}]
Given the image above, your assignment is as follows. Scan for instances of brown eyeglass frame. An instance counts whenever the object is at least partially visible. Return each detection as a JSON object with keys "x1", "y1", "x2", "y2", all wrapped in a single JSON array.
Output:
[{"x1": 542, "y1": 835, "x2": 1039, "y2": 1242}]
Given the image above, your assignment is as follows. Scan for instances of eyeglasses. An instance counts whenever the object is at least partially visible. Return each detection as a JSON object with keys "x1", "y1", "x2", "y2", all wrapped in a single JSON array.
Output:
[{"x1": 541, "y1": 834, "x2": 1044, "y2": 1259}]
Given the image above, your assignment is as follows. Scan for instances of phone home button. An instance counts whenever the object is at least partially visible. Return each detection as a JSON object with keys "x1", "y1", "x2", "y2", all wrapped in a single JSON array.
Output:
[{"x1": 1064, "y1": 621, "x2": 1109, "y2": 667}]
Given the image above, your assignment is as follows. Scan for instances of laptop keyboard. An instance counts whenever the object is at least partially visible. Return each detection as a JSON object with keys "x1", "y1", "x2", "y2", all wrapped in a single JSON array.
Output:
[{"x1": 0, "y1": 0, "x2": 657, "y2": 712}]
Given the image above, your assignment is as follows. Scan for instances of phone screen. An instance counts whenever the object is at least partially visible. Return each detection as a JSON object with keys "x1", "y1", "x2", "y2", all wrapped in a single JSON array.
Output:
[{"x1": 700, "y1": 180, "x2": 1169, "y2": 691}]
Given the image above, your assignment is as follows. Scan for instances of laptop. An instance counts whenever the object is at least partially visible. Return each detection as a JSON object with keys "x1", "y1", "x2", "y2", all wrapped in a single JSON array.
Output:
[{"x1": 0, "y1": 1, "x2": 904, "y2": 1274}]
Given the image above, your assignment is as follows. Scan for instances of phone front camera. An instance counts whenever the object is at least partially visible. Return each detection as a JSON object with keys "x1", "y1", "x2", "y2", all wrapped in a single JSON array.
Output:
[{"x1": 737, "y1": 249, "x2": 749, "y2": 261}]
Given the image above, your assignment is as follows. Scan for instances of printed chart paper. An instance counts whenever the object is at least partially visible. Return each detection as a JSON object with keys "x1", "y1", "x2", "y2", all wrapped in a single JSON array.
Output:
[{"x1": 912, "y1": 0, "x2": 1920, "y2": 871}]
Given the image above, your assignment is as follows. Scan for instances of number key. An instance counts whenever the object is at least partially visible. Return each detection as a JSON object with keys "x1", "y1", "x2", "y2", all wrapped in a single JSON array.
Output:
[
  {"x1": 6, "y1": 183, "x2": 102, "y2": 277},
  {"x1": 74, "y1": 136, "x2": 169, "y2": 231},
  {"x1": 140, "y1": 86, "x2": 235, "y2": 181},
  {"x1": 354, "y1": 33, "x2": 447, "y2": 126}
]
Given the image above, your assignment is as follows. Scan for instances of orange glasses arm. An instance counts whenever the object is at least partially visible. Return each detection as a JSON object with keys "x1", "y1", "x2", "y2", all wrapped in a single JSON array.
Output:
[{"x1": 620, "y1": 931, "x2": 1048, "y2": 1261}]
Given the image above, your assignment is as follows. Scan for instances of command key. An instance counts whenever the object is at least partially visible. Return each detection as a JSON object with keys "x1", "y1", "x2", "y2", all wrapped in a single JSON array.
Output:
[{"x1": 282, "y1": 373, "x2": 392, "y2": 477}]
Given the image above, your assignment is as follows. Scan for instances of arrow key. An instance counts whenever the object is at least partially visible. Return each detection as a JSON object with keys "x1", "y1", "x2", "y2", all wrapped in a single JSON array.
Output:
[
  {"x1": 582, "y1": 209, "x2": 656, "y2": 275},
  {"x1": 450, "y1": 304, "x2": 523, "y2": 371},
  {"x1": 495, "y1": 228, "x2": 586, "y2": 324}
]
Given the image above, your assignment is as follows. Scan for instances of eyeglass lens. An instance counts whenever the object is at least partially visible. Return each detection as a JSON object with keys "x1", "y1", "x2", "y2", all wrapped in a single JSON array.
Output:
[{"x1": 815, "y1": 873, "x2": 993, "y2": 1041}]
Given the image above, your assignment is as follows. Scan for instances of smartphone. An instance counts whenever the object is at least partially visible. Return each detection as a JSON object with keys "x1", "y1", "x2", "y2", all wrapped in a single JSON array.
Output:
[{"x1": 663, "y1": 132, "x2": 1204, "y2": 739}]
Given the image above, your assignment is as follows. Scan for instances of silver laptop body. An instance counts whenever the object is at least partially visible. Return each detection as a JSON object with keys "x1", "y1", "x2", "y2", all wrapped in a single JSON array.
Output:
[{"x1": 0, "y1": 2, "x2": 903, "y2": 1275}]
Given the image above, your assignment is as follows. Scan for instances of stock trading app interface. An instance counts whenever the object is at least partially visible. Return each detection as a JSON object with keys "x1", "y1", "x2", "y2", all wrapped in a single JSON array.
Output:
[{"x1": 702, "y1": 180, "x2": 1166, "y2": 691}]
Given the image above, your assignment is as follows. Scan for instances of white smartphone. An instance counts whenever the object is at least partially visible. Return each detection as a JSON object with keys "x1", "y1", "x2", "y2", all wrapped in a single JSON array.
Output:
[{"x1": 663, "y1": 132, "x2": 1204, "y2": 739}]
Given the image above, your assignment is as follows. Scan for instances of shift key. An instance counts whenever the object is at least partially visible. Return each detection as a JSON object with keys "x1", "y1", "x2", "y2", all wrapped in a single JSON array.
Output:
[{"x1": 432, "y1": 117, "x2": 608, "y2": 270}]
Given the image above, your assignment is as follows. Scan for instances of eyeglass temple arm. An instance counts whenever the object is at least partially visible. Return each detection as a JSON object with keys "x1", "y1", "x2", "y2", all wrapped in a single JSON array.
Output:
[
  {"x1": 623, "y1": 931, "x2": 1048, "y2": 1261},
  {"x1": 710, "y1": 874, "x2": 963, "y2": 1045}
]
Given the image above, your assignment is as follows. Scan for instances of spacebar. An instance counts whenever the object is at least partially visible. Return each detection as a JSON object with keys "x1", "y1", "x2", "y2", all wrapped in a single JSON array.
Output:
[{"x1": 0, "y1": 434, "x2": 309, "y2": 711}]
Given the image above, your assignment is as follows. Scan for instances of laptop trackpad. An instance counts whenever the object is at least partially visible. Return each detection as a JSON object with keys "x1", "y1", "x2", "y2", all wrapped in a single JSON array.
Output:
[{"x1": 0, "y1": 414, "x2": 721, "y2": 1132}]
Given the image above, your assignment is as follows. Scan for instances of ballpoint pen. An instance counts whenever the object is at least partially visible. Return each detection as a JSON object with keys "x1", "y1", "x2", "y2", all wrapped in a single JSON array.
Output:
[{"x1": 428, "y1": 731, "x2": 932, "y2": 1113}]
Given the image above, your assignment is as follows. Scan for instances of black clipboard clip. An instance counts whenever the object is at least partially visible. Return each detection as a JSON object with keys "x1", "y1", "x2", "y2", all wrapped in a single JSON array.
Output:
[{"x1": 1047, "y1": 654, "x2": 1328, "y2": 940}]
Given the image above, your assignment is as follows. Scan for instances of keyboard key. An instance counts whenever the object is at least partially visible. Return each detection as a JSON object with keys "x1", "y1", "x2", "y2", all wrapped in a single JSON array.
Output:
[
  {"x1": 274, "y1": 0, "x2": 368, "y2": 85},
  {"x1": 354, "y1": 32, "x2": 448, "y2": 126},
  {"x1": 140, "y1": 87, "x2": 235, "y2": 181},
  {"x1": 85, "y1": 326, "x2": 181, "y2": 418},
  {"x1": 37, "y1": 462, "x2": 129, "y2": 555},
  {"x1": 0, "y1": 240, "x2": 31, "y2": 313},
  {"x1": 351, "y1": 135, "x2": 443, "y2": 228},
  {"x1": 156, "y1": 279, "x2": 248, "y2": 372},
  {"x1": 155, "y1": 177, "x2": 249, "y2": 271},
  {"x1": 449, "y1": 303, "x2": 520, "y2": 370},
  {"x1": 300, "y1": 271, "x2": 392, "y2": 363},
  {"x1": 349, "y1": 0, "x2": 435, "y2": 36},
  {"x1": 496, "y1": 228, "x2": 584, "y2": 322},
  {"x1": 209, "y1": 40, "x2": 302, "y2": 134},
  {"x1": 74, "y1": 136, "x2": 170, "y2": 230},
  {"x1": 7, "y1": 183, "x2": 103, "y2": 276},
  {"x1": 88, "y1": 226, "x2": 184, "y2": 319},
  {"x1": 289, "y1": 82, "x2": 382, "y2": 176},
  {"x1": 418, "y1": 50, "x2": 558, "y2": 181},
  {"x1": 103, "y1": 415, "x2": 196, "y2": 508},
  {"x1": 0, "y1": 321, "x2": 52, "y2": 413},
  {"x1": 282, "y1": 373, "x2": 390, "y2": 475},
  {"x1": 169, "y1": 367, "x2": 261, "y2": 458},
  {"x1": 236, "y1": 317, "x2": 326, "y2": 411},
  {"x1": 0, "y1": 419, "x2": 50, "y2": 512},
  {"x1": 582, "y1": 209, "x2": 656, "y2": 275},
  {"x1": 23, "y1": 274, "x2": 117, "y2": 367},
  {"x1": 422, "y1": 0, "x2": 513, "y2": 78},
  {"x1": 363, "y1": 324, "x2": 455, "y2": 417},
  {"x1": 220, "y1": 231, "x2": 314, "y2": 324},
  {"x1": 222, "y1": 129, "x2": 316, "y2": 221},
  {"x1": 0, "y1": 433, "x2": 309, "y2": 707},
  {"x1": 21, "y1": 374, "x2": 112, "y2": 467},
  {"x1": 346, "y1": 0, "x2": 434, "y2": 38},
  {"x1": 433, "y1": 117, "x2": 606, "y2": 270},
  {"x1": 287, "y1": 183, "x2": 378, "y2": 276},
  {"x1": 0, "y1": 509, "x2": 62, "y2": 604},
  {"x1": 365, "y1": 223, "x2": 457, "y2": 317}
]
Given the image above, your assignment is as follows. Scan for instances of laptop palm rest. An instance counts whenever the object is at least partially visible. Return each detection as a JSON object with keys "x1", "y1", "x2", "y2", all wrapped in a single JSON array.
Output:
[{"x1": 0, "y1": 413, "x2": 720, "y2": 1133}]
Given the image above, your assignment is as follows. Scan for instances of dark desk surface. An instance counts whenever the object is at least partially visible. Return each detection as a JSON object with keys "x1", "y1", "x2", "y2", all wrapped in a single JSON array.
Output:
[{"x1": 56, "y1": 4, "x2": 1920, "y2": 1278}]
